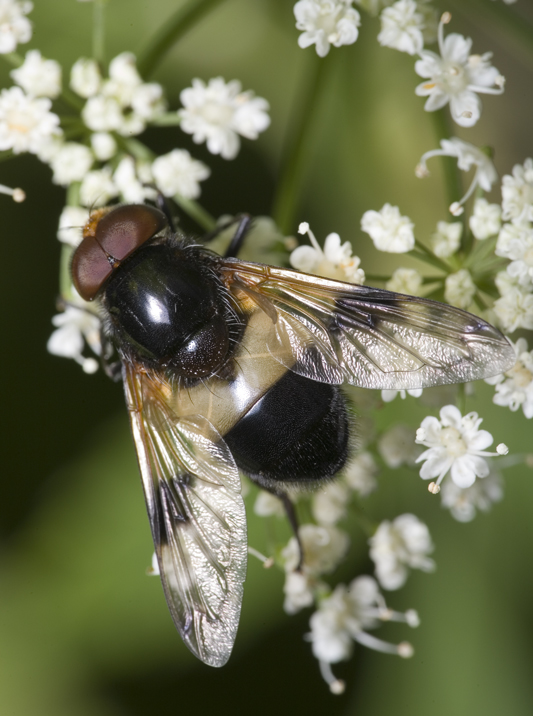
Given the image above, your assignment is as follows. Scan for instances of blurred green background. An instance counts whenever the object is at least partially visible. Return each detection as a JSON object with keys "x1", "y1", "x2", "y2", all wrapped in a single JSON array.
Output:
[{"x1": 1, "y1": 1, "x2": 533, "y2": 714}]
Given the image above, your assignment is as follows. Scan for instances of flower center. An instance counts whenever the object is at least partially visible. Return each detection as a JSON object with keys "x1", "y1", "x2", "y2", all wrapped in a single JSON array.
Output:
[
  {"x1": 200, "y1": 101, "x2": 233, "y2": 127},
  {"x1": 316, "y1": 7, "x2": 341, "y2": 39},
  {"x1": 7, "y1": 108, "x2": 35, "y2": 134},
  {"x1": 441, "y1": 62, "x2": 468, "y2": 94},
  {"x1": 509, "y1": 361, "x2": 533, "y2": 388},
  {"x1": 440, "y1": 426, "x2": 467, "y2": 457}
]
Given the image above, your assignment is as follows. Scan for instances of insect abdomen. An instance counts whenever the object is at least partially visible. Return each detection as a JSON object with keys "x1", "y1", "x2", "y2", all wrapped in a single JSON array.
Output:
[{"x1": 224, "y1": 370, "x2": 349, "y2": 489}]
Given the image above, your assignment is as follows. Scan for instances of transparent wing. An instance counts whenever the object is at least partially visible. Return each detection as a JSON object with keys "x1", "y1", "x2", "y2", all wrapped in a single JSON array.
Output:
[
  {"x1": 221, "y1": 260, "x2": 515, "y2": 389},
  {"x1": 123, "y1": 363, "x2": 247, "y2": 667}
]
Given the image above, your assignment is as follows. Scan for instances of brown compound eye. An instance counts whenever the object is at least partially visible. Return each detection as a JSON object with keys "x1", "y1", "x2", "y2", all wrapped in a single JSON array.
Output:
[
  {"x1": 72, "y1": 236, "x2": 114, "y2": 301},
  {"x1": 71, "y1": 204, "x2": 168, "y2": 301},
  {"x1": 96, "y1": 204, "x2": 168, "y2": 260}
]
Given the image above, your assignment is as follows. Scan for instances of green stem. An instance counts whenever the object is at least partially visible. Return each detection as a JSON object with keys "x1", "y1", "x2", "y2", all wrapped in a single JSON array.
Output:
[
  {"x1": 410, "y1": 249, "x2": 450, "y2": 274},
  {"x1": 2, "y1": 52, "x2": 23, "y2": 68},
  {"x1": 271, "y1": 54, "x2": 329, "y2": 235},
  {"x1": 411, "y1": 239, "x2": 451, "y2": 273},
  {"x1": 121, "y1": 137, "x2": 215, "y2": 229},
  {"x1": 349, "y1": 502, "x2": 378, "y2": 538},
  {"x1": 137, "y1": 0, "x2": 228, "y2": 78},
  {"x1": 93, "y1": 0, "x2": 107, "y2": 66},
  {"x1": 430, "y1": 108, "x2": 463, "y2": 216},
  {"x1": 173, "y1": 195, "x2": 216, "y2": 231},
  {"x1": 463, "y1": 234, "x2": 498, "y2": 269},
  {"x1": 60, "y1": 244, "x2": 74, "y2": 300},
  {"x1": 60, "y1": 87, "x2": 85, "y2": 112},
  {"x1": 152, "y1": 113, "x2": 182, "y2": 127}
]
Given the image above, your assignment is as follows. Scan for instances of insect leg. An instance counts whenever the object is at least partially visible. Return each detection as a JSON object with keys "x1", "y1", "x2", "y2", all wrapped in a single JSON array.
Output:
[
  {"x1": 155, "y1": 192, "x2": 176, "y2": 232},
  {"x1": 258, "y1": 486, "x2": 304, "y2": 571},
  {"x1": 223, "y1": 215, "x2": 252, "y2": 258},
  {"x1": 278, "y1": 492, "x2": 304, "y2": 571},
  {"x1": 202, "y1": 214, "x2": 252, "y2": 257}
]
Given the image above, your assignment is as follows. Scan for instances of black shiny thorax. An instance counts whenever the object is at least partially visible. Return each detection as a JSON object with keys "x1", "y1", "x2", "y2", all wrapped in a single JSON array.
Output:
[{"x1": 101, "y1": 237, "x2": 243, "y2": 379}]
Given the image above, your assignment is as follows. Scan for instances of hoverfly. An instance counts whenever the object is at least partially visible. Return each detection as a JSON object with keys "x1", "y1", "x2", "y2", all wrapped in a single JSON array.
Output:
[{"x1": 71, "y1": 203, "x2": 514, "y2": 667}]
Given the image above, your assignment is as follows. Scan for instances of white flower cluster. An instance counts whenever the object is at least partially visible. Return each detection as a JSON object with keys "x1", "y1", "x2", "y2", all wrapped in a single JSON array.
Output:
[
  {"x1": 282, "y1": 524, "x2": 349, "y2": 614},
  {"x1": 415, "y1": 405, "x2": 508, "y2": 492},
  {"x1": 0, "y1": 0, "x2": 32, "y2": 54},
  {"x1": 486, "y1": 338, "x2": 533, "y2": 419},
  {"x1": 378, "y1": 0, "x2": 426, "y2": 56},
  {"x1": 440, "y1": 469, "x2": 503, "y2": 522},
  {"x1": 294, "y1": 0, "x2": 361, "y2": 57},
  {"x1": 291, "y1": 222, "x2": 365, "y2": 283},
  {"x1": 178, "y1": 77, "x2": 270, "y2": 160},
  {"x1": 0, "y1": 48, "x2": 62, "y2": 155},
  {"x1": 75, "y1": 52, "x2": 166, "y2": 136},
  {"x1": 415, "y1": 13, "x2": 504, "y2": 128},
  {"x1": 361, "y1": 203, "x2": 415, "y2": 253},
  {"x1": 369, "y1": 513, "x2": 434, "y2": 590},
  {"x1": 416, "y1": 137, "x2": 497, "y2": 216},
  {"x1": 431, "y1": 220, "x2": 462, "y2": 257},
  {"x1": 493, "y1": 159, "x2": 533, "y2": 333},
  {"x1": 47, "y1": 304, "x2": 101, "y2": 374},
  {"x1": 308, "y1": 575, "x2": 418, "y2": 692}
]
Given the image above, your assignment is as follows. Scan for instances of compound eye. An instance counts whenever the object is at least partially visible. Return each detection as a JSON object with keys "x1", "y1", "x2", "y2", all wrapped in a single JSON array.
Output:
[
  {"x1": 95, "y1": 204, "x2": 168, "y2": 260},
  {"x1": 71, "y1": 236, "x2": 113, "y2": 301}
]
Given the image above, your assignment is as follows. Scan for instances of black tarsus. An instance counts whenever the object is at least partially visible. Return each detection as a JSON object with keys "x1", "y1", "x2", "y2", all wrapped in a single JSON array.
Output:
[
  {"x1": 260, "y1": 487, "x2": 304, "y2": 571},
  {"x1": 223, "y1": 215, "x2": 252, "y2": 258},
  {"x1": 156, "y1": 193, "x2": 176, "y2": 232},
  {"x1": 202, "y1": 214, "x2": 252, "y2": 258}
]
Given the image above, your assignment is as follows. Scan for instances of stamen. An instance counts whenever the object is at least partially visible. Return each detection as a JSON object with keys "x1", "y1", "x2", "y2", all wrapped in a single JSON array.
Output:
[
  {"x1": 405, "y1": 610, "x2": 420, "y2": 628},
  {"x1": 428, "y1": 481, "x2": 441, "y2": 494},
  {"x1": 248, "y1": 546, "x2": 274, "y2": 568},
  {"x1": 416, "y1": 427, "x2": 427, "y2": 441},
  {"x1": 437, "y1": 12, "x2": 452, "y2": 55},
  {"x1": 449, "y1": 202, "x2": 464, "y2": 217},
  {"x1": 82, "y1": 357, "x2": 99, "y2": 374},
  {"x1": 398, "y1": 642, "x2": 415, "y2": 658},
  {"x1": 415, "y1": 163, "x2": 430, "y2": 178},
  {"x1": 0, "y1": 183, "x2": 26, "y2": 202},
  {"x1": 449, "y1": 168, "x2": 479, "y2": 216},
  {"x1": 356, "y1": 630, "x2": 412, "y2": 657},
  {"x1": 298, "y1": 221, "x2": 324, "y2": 254},
  {"x1": 319, "y1": 661, "x2": 345, "y2": 695},
  {"x1": 496, "y1": 443, "x2": 509, "y2": 455}
]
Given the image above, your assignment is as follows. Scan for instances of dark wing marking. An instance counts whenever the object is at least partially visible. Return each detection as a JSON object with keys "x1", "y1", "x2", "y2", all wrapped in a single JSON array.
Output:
[
  {"x1": 220, "y1": 260, "x2": 515, "y2": 390},
  {"x1": 124, "y1": 363, "x2": 247, "y2": 667}
]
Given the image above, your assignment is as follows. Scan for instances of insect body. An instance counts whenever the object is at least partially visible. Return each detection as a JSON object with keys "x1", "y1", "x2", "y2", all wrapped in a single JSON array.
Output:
[{"x1": 71, "y1": 203, "x2": 514, "y2": 667}]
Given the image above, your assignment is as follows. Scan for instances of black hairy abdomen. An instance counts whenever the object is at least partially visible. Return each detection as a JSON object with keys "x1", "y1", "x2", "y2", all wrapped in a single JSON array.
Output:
[{"x1": 224, "y1": 370, "x2": 349, "y2": 488}]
